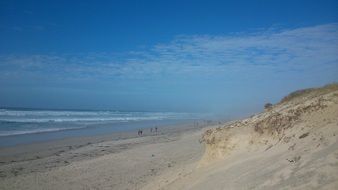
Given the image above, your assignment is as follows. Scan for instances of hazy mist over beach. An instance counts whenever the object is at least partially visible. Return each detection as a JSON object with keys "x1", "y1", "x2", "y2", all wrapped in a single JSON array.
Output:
[{"x1": 1, "y1": 1, "x2": 338, "y2": 189}]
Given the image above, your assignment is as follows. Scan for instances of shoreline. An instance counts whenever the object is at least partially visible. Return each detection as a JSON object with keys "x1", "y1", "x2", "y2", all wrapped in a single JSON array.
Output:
[
  {"x1": 0, "y1": 121, "x2": 213, "y2": 185},
  {"x1": 0, "y1": 118, "x2": 212, "y2": 147}
]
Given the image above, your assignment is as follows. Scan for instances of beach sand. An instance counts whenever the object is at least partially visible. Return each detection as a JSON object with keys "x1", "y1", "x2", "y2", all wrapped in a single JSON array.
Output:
[
  {"x1": 0, "y1": 123, "x2": 208, "y2": 190},
  {"x1": 1, "y1": 84, "x2": 338, "y2": 190}
]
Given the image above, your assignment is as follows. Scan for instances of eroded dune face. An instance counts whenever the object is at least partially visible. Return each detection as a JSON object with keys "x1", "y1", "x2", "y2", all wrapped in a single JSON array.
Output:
[
  {"x1": 195, "y1": 84, "x2": 338, "y2": 189},
  {"x1": 201, "y1": 84, "x2": 338, "y2": 163}
]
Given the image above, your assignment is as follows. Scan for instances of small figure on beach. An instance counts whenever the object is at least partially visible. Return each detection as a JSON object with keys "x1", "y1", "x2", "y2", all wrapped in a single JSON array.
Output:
[
  {"x1": 138, "y1": 129, "x2": 143, "y2": 136},
  {"x1": 150, "y1": 128, "x2": 153, "y2": 133},
  {"x1": 155, "y1": 127, "x2": 158, "y2": 134}
]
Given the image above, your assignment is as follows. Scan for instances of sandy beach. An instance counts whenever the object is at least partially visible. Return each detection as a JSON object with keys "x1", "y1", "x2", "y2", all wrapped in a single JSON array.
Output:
[
  {"x1": 1, "y1": 85, "x2": 338, "y2": 190},
  {"x1": 0, "y1": 122, "x2": 209, "y2": 190},
  {"x1": 1, "y1": 0, "x2": 338, "y2": 189}
]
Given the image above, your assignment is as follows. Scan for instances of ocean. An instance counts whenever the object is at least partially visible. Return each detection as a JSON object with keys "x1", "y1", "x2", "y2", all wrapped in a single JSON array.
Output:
[{"x1": 0, "y1": 108, "x2": 206, "y2": 147}]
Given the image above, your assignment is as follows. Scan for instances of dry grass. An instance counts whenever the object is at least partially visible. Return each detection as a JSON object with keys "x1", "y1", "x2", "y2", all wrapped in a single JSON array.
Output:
[{"x1": 280, "y1": 83, "x2": 338, "y2": 104}]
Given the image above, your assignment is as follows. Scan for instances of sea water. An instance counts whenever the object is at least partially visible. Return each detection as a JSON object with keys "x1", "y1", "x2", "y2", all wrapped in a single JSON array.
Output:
[{"x1": 0, "y1": 108, "x2": 205, "y2": 147}]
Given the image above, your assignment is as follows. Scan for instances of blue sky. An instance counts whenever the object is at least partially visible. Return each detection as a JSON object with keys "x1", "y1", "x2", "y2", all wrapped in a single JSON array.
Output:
[{"x1": 0, "y1": 0, "x2": 338, "y2": 116}]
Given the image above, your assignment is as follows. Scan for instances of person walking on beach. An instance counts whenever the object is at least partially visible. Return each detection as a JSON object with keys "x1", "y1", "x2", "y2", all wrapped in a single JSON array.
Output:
[
  {"x1": 150, "y1": 128, "x2": 153, "y2": 133},
  {"x1": 155, "y1": 127, "x2": 158, "y2": 134},
  {"x1": 138, "y1": 129, "x2": 143, "y2": 136}
]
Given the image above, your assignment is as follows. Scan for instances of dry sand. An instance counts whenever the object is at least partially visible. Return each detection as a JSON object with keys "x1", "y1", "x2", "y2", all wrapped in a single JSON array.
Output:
[
  {"x1": 0, "y1": 123, "x2": 208, "y2": 190},
  {"x1": 1, "y1": 84, "x2": 338, "y2": 190}
]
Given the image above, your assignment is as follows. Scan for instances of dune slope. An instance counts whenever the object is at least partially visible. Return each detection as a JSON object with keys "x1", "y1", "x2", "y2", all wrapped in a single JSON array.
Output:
[{"x1": 146, "y1": 84, "x2": 338, "y2": 190}]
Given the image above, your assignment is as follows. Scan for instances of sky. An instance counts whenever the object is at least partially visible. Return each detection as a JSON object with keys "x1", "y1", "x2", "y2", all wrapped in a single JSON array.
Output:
[{"x1": 0, "y1": 0, "x2": 338, "y2": 116}]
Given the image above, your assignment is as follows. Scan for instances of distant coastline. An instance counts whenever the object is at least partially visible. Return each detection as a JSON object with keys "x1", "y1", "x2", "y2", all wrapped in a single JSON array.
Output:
[{"x1": 0, "y1": 108, "x2": 210, "y2": 147}]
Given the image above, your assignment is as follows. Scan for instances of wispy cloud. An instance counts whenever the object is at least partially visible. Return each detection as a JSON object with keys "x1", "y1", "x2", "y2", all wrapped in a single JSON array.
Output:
[
  {"x1": 1, "y1": 23, "x2": 338, "y2": 112},
  {"x1": 1, "y1": 23, "x2": 338, "y2": 82}
]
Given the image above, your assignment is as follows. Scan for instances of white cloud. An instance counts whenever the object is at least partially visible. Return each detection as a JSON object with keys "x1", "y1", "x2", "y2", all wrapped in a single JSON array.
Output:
[{"x1": 1, "y1": 23, "x2": 338, "y2": 81}]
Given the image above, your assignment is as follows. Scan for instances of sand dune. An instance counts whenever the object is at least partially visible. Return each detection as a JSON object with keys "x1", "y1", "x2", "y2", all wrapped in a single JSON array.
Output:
[{"x1": 144, "y1": 84, "x2": 338, "y2": 189}]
